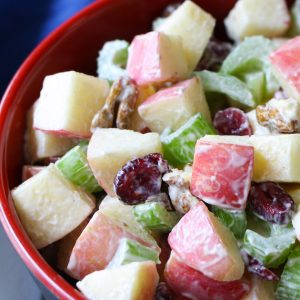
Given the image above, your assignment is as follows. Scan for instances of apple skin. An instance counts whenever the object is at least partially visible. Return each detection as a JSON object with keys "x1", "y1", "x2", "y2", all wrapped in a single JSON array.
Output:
[
  {"x1": 168, "y1": 201, "x2": 244, "y2": 282},
  {"x1": 190, "y1": 140, "x2": 254, "y2": 210},
  {"x1": 138, "y1": 77, "x2": 211, "y2": 134},
  {"x1": 67, "y1": 211, "x2": 156, "y2": 280},
  {"x1": 127, "y1": 31, "x2": 189, "y2": 86},
  {"x1": 270, "y1": 36, "x2": 300, "y2": 102},
  {"x1": 164, "y1": 252, "x2": 250, "y2": 300}
]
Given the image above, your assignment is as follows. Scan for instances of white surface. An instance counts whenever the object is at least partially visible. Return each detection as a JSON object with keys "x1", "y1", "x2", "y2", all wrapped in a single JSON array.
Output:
[{"x1": 0, "y1": 224, "x2": 42, "y2": 300}]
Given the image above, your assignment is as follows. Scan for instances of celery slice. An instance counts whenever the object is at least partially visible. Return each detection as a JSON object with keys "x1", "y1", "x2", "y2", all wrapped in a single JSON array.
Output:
[
  {"x1": 56, "y1": 145, "x2": 101, "y2": 193},
  {"x1": 196, "y1": 70, "x2": 255, "y2": 107},
  {"x1": 161, "y1": 113, "x2": 216, "y2": 168},
  {"x1": 243, "y1": 224, "x2": 296, "y2": 268},
  {"x1": 97, "y1": 40, "x2": 129, "y2": 82},
  {"x1": 106, "y1": 238, "x2": 160, "y2": 269},
  {"x1": 211, "y1": 206, "x2": 247, "y2": 239},
  {"x1": 133, "y1": 202, "x2": 180, "y2": 232},
  {"x1": 276, "y1": 243, "x2": 300, "y2": 300}
]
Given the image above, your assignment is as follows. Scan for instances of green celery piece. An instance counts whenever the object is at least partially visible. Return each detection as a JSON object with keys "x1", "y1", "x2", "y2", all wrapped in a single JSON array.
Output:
[
  {"x1": 220, "y1": 36, "x2": 275, "y2": 76},
  {"x1": 56, "y1": 145, "x2": 101, "y2": 193},
  {"x1": 106, "y1": 238, "x2": 160, "y2": 269},
  {"x1": 276, "y1": 243, "x2": 300, "y2": 300},
  {"x1": 133, "y1": 202, "x2": 180, "y2": 232},
  {"x1": 264, "y1": 64, "x2": 280, "y2": 100},
  {"x1": 196, "y1": 70, "x2": 255, "y2": 108},
  {"x1": 243, "y1": 224, "x2": 296, "y2": 268},
  {"x1": 161, "y1": 113, "x2": 216, "y2": 168},
  {"x1": 211, "y1": 206, "x2": 247, "y2": 240},
  {"x1": 242, "y1": 71, "x2": 265, "y2": 105},
  {"x1": 288, "y1": 0, "x2": 300, "y2": 37},
  {"x1": 97, "y1": 40, "x2": 129, "y2": 82}
]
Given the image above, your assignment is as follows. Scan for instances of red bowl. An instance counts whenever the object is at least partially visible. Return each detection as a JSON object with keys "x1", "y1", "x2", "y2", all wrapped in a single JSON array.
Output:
[{"x1": 0, "y1": 0, "x2": 279, "y2": 298}]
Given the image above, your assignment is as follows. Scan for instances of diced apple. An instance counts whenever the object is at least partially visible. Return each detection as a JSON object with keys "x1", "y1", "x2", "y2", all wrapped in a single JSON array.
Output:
[
  {"x1": 22, "y1": 165, "x2": 45, "y2": 181},
  {"x1": 157, "y1": 0, "x2": 216, "y2": 71},
  {"x1": 224, "y1": 0, "x2": 290, "y2": 42},
  {"x1": 77, "y1": 261, "x2": 159, "y2": 300},
  {"x1": 138, "y1": 77, "x2": 211, "y2": 134},
  {"x1": 190, "y1": 140, "x2": 254, "y2": 210},
  {"x1": 67, "y1": 210, "x2": 158, "y2": 280},
  {"x1": 129, "y1": 85, "x2": 156, "y2": 132},
  {"x1": 246, "y1": 110, "x2": 272, "y2": 135},
  {"x1": 33, "y1": 71, "x2": 110, "y2": 138},
  {"x1": 87, "y1": 128, "x2": 162, "y2": 196},
  {"x1": 11, "y1": 164, "x2": 95, "y2": 249},
  {"x1": 164, "y1": 252, "x2": 250, "y2": 300},
  {"x1": 270, "y1": 37, "x2": 300, "y2": 102},
  {"x1": 56, "y1": 219, "x2": 89, "y2": 273},
  {"x1": 168, "y1": 202, "x2": 244, "y2": 281},
  {"x1": 241, "y1": 275, "x2": 275, "y2": 300},
  {"x1": 99, "y1": 195, "x2": 159, "y2": 250},
  {"x1": 126, "y1": 31, "x2": 189, "y2": 86},
  {"x1": 25, "y1": 101, "x2": 76, "y2": 163},
  {"x1": 202, "y1": 134, "x2": 300, "y2": 183}
]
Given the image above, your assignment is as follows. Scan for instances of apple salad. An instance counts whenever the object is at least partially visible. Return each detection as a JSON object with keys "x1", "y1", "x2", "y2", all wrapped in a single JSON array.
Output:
[{"x1": 10, "y1": 0, "x2": 300, "y2": 299}]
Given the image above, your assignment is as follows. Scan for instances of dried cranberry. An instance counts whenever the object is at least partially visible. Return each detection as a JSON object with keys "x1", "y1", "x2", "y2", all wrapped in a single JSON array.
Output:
[
  {"x1": 197, "y1": 38, "x2": 233, "y2": 72},
  {"x1": 248, "y1": 182, "x2": 295, "y2": 225},
  {"x1": 114, "y1": 153, "x2": 169, "y2": 205},
  {"x1": 241, "y1": 251, "x2": 279, "y2": 281},
  {"x1": 155, "y1": 282, "x2": 173, "y2": 300},
  {"x1": 213, "y1": 107, "x2": 252, "y2": 135}
]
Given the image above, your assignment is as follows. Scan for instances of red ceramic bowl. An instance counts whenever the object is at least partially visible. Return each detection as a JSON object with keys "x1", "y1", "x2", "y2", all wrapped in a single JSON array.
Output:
[{"x1": 0, "y1": 0, "x2": 293, "y2": 299}]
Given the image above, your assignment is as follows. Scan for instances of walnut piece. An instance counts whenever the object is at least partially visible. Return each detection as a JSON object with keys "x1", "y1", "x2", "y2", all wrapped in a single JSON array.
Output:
[
  {"x1": 256, "y1": 98, "x2": 300, "y2": 133},
  {"x1": 91, "y1": 76, "x2": 137, "y2": 132}
]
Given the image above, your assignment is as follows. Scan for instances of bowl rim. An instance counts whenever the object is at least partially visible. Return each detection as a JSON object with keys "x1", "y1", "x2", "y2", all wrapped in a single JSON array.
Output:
[{"x1": 0, "y1": 0, "x2": 113, "y2": 298}]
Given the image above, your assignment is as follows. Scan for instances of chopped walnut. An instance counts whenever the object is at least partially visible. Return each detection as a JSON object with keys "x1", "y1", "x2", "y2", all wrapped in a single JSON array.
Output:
[
  {"x1": 163, "y1": 168, "x2": 199, "y2": 214},
  {"x1": 91, "y1": 76, "x2": 138, "y2": 132},
  {"x1": 145, "y1": 193, "x2": 174, "y2": 211},
  {"x1": 256, "y1": 98, "x2": 300, "y2": 133}
]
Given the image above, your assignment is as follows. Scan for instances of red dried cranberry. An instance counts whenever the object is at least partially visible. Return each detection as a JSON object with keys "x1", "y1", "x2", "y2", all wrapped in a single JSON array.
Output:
[
  {"x1": 197, "y1": 38, "x2": 233, "y2": 72},
  {"x1": 213, "y1": 107, "x2": 252, "y2": 135},
  {"x1": 114, "y1": 153, "x2": 169, "y2": 205},
  {"x1": 155, "y1": 282, "x2": 173, "y2": 300},
  {"x1": 241, "y1": 251, "x2": 279, "y2": 281},
  {"x1": 248, "y1": 182, "x2": 295, "y2": 225}
]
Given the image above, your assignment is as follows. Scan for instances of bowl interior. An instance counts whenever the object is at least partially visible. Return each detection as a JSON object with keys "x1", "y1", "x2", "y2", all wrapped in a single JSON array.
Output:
[{"x1": 0, "y1": 0, "x2": 240, "y2": 298}]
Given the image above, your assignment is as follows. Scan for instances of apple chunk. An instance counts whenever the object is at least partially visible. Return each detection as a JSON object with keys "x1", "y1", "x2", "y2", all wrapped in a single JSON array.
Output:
[
  {"x1": 11, "y1": 164, "x2": 95, "y2": 249},
  {"x1": 138, "y1": 77, "x2": 211, "y2": 134},
  {"x1": 164, "y1": 252, "x2": 250, "y2": 300},
  {"x1": 157, "y1": 0, "x2": 215, "y2": 71},
  {"x1": 202, "y1": 134, "x2": 300, "y2": 183},
  {"x1": 67, "y1": 210, "x2": 158, "y2": 280},
  {"x1": 33, "y1": 71, "x2": 109, "y2": 139},
  {"x1": 190, "y1": 140, "x2": 254, "y2": 210},
  {"x1": 270, "y1": 37, "x2": 300, "y2": 102},
  {"x1": 225, "y1": 0, "x2": 290, "y2": 41},
  {"x1": 87, "y1": 128, "x2": 162, "y2": 196},
  {"x1": 168, "y1": 202, "x2": 244, "y2": 281},
  {"x1": 25, "y1": 101, "x2": 76, "y2": 163},
  {"x1": 77, "y1": 261, "x2": 159, "y2": 300},
  {"x1": 126, "y1": 31, "x2": 188, "y2": 86}
]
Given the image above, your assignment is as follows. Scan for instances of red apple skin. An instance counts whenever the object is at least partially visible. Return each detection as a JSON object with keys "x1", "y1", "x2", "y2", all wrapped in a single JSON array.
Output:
[
  {"x1": 190, "y1": 140, "x2": 254, "y2": 210},
  {"x1": 165, "y1": 252, "x2": 250, "y2": 300},
  {"x1": 33, "y1": 127, "x2": 90, "y2": 139},
  {"x1": 127, "y1": 31, "x2": 187, "y2": 86},
  {"x1": 22, "y1": 165, "x2": 46, "y2": 181},
  {"x1": 168, "y1": 202, "x2": 244, "y2": 281},
  {"x1": 270, "y1": 36, "x2": 300, "y2": 97},
  {"x1": 67, "y1": 211, "x2": 156, "y2": 280}
]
